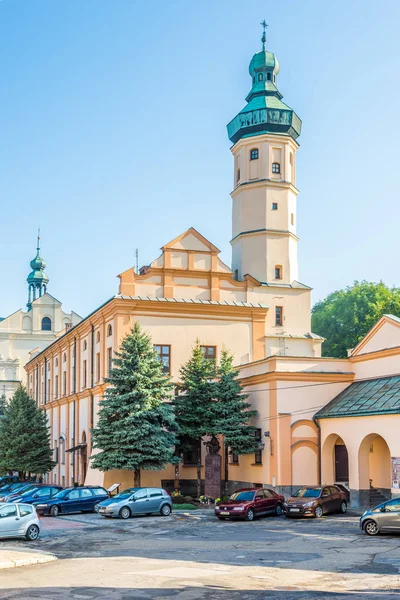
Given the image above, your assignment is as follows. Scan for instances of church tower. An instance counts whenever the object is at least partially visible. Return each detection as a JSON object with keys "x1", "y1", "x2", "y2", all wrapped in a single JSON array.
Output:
[
  {"x1": 26, "y1": 233, "x2": 49, "y2": 310},
  {"x1": 227, "y1": 25, "x2": 302, "y2": 285}
]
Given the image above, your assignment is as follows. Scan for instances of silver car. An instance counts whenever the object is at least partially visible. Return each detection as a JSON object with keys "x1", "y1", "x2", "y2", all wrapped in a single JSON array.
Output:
[
  {"x1": 361, "y1": 498, "x2": 400, "y2": 535},
  {"x1": 98, "y1": 487, "x2": 172, "y2": 519},
  {"x1": 0, "y1": 502, "x2": 40, "y2": 540}
]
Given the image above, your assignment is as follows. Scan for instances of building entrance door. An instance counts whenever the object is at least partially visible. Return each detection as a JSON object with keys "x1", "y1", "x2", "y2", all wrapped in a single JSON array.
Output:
[{"x1": 335, "y1": 445, "x2": 349, "y2": 482}]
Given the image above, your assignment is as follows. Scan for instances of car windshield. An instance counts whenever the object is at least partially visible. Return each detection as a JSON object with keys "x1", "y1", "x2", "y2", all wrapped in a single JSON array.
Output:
[
  {"x1": 15, "y1": 485, "x2": 35, "y2": 494},
  {"x1": 114, "y1": 488, "x2": 139, "y2": 500},
  {"x1": 293, "y1": 488, "x2": 322, "y2": 498},
  {"x1": 19, "y1": 487, "x2": 40, "y2": 496},
  {"x1": 229, "y1": 491, "x2": 255, "y2": 502},
  {"x1": 52, "y1": 489, "x2": 72, "y2": 499}
]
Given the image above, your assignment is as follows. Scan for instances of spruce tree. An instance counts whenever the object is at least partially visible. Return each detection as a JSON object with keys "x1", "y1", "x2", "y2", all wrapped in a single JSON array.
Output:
[
  {"x1": 174, "y1": 341, "x2": 217, "y2": 498},
  {"x1": 0, "y1": 384, "x2": 54, "y2": 478},
  {"x1": 0, "y1": 394, "x2": 7, "y2": 418},
  {"x1": 91, "y1": 322, "x2": 177, "y2": 487},
  {"x1": 215, "y1": 350, "x2": 259, "y2": 493}
]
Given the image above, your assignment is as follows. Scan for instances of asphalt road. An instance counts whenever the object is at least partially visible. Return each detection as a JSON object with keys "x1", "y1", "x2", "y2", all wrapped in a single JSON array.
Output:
[{"x1": 0, "y1": 509, "x2": 400, "y2": 599}]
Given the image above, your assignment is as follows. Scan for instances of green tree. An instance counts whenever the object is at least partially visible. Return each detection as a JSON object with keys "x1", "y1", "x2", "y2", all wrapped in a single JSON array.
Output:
[
  {"x1": 0, "y1": 384, "x2": 54, "y2": 478},
  {"x1": 91, "y1": 322, "x2": 177, "y2": 487},
  {"x1": 0, "y1": 394, "x2": 7, "y2": 418},
  {"x1": 215, "y1": 350, "x2": 259, "y2": 493},
  {"x1": 312, "y1": 281, "x2": 400, "y2": 358},
  {"x1": 174, "y1": 341, "x2": 217, "y2": 498}
]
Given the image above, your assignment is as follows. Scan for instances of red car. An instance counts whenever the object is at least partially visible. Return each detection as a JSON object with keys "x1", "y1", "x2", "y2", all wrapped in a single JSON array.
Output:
[{"x1": 215, "y1": 488, "x2": 285, "y2": 521}]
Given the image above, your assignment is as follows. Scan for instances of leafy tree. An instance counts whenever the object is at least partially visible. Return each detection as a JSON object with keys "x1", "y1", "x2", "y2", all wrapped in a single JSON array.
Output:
[
  {"x1": 174, "y1": 341, "x2": 217, "y2": 498},
  {"x1": 215, "y1": 350, "x2": 258, "y2": 493},
  {"x1": 91, "y1": 322, "x2": 177, "y2": 487},
  {"x1": 0, "y1": 384, "x2": 54, "y2": 478},
  {"x1": 312, "y1": 281, "x2": 400, "y2": 358}
]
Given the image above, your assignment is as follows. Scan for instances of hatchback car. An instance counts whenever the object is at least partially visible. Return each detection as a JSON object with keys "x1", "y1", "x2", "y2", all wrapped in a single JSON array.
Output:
[
  {"x1": 0, "y1": 502, "x2": 40, "y2": 541},
  {"x1": 215, "y1": 488, "x2": 285, "y2": 521},
  {"x1": 98, "y1": 487, "x2": 172, "y2": 519},
  {"x1": 361, "y1": 498, "x2": 400, "y2": 535},
  {"x1": 284, "y1": 486, "x2": 347, "y2": 518},
  {"x1": 35, "y1": 486, "x2": 109, "y2": 516},
  {"x1": 8, "y1": 485, "x2": 63, "y2": 505}
]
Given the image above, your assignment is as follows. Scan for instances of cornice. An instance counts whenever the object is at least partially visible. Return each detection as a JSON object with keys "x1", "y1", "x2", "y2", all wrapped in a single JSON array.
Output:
[
  {"x1": 239, "y1": 370, "x2": 354, "y2": 386},
  {"x1": 230, "y1": 228, "x2": 299, "y2": 244},
  {"x1": 349, "y1": 345, "x2": 400, "y2": 363},
  {"x1": 231, "y1": 178, "x2": 299, "y2": 198},
  {"x1": 0, "y1": 332, "x2": 56, "y2": 341}
]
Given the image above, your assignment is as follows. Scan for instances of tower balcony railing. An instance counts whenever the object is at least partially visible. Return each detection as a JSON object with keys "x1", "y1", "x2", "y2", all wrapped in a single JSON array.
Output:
[{"x1": 227, "y1": 108, "x2": 301, "y2": 144}]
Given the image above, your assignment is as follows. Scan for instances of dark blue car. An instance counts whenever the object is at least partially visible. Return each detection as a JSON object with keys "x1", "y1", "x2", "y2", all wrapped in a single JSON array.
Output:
[
  {"x1": 34, "y1": 486, "x2": 109, "y2": 517},
  {"x1": 8, "y1": 485, "x2": 63, "y2": 505}
]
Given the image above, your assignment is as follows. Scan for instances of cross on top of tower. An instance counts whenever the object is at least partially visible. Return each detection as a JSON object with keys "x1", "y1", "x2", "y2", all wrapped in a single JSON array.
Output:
[{"x1": 260, "y1": 20, "x2": 268, "y2": 50}]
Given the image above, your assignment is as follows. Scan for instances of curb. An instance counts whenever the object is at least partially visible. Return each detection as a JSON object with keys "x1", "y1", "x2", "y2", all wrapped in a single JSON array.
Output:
[{"x1": 0, "y1": 549, "x2": 57, "y2": 570}]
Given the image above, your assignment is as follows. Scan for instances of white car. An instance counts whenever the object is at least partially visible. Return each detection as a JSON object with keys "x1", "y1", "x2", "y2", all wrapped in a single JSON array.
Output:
[{"x1": 0, "y1": 502, "x2": 40, "y2": 540}]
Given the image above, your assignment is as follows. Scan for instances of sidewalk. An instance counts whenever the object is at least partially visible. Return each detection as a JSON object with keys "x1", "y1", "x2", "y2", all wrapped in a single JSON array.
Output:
[{"x1": 0, "y1": 547, "x2": 57, "y2": 570}]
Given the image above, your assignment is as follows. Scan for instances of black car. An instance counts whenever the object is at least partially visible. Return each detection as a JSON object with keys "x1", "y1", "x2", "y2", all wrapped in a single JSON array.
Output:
[
  {"x1": 8, "y1": 485, "x2": 63, "y2": 505},
  {"x1": 35, "y1": 486, "x2": 109, "y2": 516}
]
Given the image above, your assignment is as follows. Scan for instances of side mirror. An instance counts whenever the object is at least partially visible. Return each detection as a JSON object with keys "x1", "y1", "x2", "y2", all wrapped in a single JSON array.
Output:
[
  {"x1": 380, "y1": 507, "x2": 386, "y2": 512},
  {"x1": 33, "y1": 494, "x2": 39, "y2": 499},
  {"x1": 321, "y1": 494, "x2": 328, "y2": 498},
  {"x1": 130, "y1": 496, "x2": 136, "y2": 502}
]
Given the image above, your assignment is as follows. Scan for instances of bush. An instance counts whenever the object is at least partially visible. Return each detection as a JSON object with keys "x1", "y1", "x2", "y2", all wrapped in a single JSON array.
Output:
[{"x1": 171, "y1": 494, "x2": 195, "y2": 505}]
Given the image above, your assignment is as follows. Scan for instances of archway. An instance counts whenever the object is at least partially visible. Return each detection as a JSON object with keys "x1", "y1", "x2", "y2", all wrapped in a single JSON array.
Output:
[
  {"x1": 322, "y1": 434, "x2": 349, "y2": 485},
  {"x1": 358, "y1": 434, "x2": 391, "y2": 502}
]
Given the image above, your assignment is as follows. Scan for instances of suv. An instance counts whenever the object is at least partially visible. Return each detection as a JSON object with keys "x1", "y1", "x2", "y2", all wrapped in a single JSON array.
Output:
[
  {"x1": 98, "y1": 487, "x2": 172, "y2": 519},
  {"x1": 34, "y1": 486, "x2": 109, "y2": 516},
  {"x1": 284, "y1": 486, "x2": 347, "y2": 518}
]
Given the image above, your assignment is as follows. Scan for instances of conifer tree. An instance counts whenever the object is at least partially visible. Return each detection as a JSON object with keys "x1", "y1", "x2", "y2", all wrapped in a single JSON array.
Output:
[
  {"x1": 0, "y1": 394, "x2": 7, "y2": 418},
  {"x1": 0, "y1": 384, "x2": 54, "y2": 478},
  {"x1": 91, "y1": 322, "x2": 177, "y2": 487},
  {"x1": 174, "y1": 341, "x2": 217, "y2": 498},
  {"x1": 215, "y1": 350, "x2": 259, "y2": 493}
]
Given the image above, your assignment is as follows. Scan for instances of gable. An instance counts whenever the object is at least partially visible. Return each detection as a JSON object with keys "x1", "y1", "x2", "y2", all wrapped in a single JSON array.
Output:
[
  {"x1": 32, "y1": 293, "x2": 62, "y2": 307},
  {"x1": 162, "y1": 227, "x2": 220, "y2": 253},
  {"x1": 352, "y1": 315, "x2": 400, "y2": 356}
]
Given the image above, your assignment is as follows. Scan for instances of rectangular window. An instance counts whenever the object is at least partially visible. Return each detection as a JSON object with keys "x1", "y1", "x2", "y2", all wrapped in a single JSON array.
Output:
[
  {"x1": 62, "y1": 372, "x2": 66, "y2": 396},
  {"x1": 254, "y1": 429, "x2": 262, "y2": 465},
  {"x1": 236, "y1": 168, "x2": 240, "y2": 182},
  {"x1": 107, "y1": 348, "x2": 112, "y2": 375},
  {"x1": 231, "y1": 451, "x2": 239, "y2": 464},
  {"x1": 291, "y1": 213, "x2": 294, "y2": 226},
  {"x1": 54, "y1": 442, "x2": 59, "y2": 464},
  {"x1": 250, "y1": 149, "x2": 259, "y2": 160},
  {"x1": 275, "y1": 306, "x2": 283, "y2": 326},
  {"x1": 47, "y1": 380, "x2": 51, "y2": 401},
  {"x1": 55, "y1": 375, "x2": 58, "y2": 400},
  {"x1": 274, "y1": 266, "x2": 282, "y2": 280},
  {"x1": 272, "y1": 203, "x2": 278, "y2": 210},
  {"x1": 154, "y1": 345, "x2": 170, "y2": 374},
  {"x1": 83, "y1": 360, "x2": 87, "y2": 388},
  {"x1": 201, "y1": 346, "x2": 216, "y2": 361},
  {"x1": 272, "y1": 162, "x2": 281, "y2": 174},
  {"x1": 96, "y1": 353, "x2": 101, "y2": 383},
  {"x1": 182, "y1": 437, "x2": 201, "y2": 466}
]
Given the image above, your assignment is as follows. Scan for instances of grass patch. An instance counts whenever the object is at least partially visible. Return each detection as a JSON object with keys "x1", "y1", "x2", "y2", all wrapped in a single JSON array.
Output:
[{"x1": 172, "y1": 503, "x2": 199, "y2": 510}]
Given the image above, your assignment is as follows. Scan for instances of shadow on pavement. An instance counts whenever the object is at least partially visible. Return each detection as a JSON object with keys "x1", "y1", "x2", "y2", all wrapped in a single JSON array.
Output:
[{"x1": 0, "y1": 586, "x2": 400, "y2": 599}]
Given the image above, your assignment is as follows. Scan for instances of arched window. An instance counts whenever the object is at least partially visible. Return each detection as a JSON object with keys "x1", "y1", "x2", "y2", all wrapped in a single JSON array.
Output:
[
  {"x1": 41, "y1": 317, "x2": 51, "y2": 331},
  {"x1": 250, "y1": 149, "x2": 259, "y2": 161},
  {"x1": 253, "y1": 76, "x2": 256, "y2": 84},
  {"x1": 107, "y1": 324, "x2": 112, "y2": 337},
  {"x1": 63, "y1": 353, "x2": 66, "y2": 363},
  {"x1": 272, "y1": 162, "x2": 281, "y2": 174},
  {"x1": 258, "y1": 73, "x2": 263, "y2": 81},
  {"x1": 83, "y1": 340, "x2": 87, "y2": 351},
  {"x1": 267, "y1": 72, "x2": 272, "y2": 81},
  {"x1": 96, "y1": 331, "x2": 100, "y2": 343},
  {"x1": 55, "y1": 358, "x2": 58, "y2": 367}
]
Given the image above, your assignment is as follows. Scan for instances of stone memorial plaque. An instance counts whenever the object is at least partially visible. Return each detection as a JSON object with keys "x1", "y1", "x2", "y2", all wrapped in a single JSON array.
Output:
[{"x1": 205, "y1": 453, "x2": 221, "y2": 499}]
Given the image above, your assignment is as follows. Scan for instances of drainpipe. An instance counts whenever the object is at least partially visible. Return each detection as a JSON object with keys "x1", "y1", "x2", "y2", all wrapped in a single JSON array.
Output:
[
  {"x1": 35, "y1": 365, "x2": 39, "y2": 405},
  {"x1": 44, "y1": 357, "x2": 47, "y2": 405},
  {"x1": 73, "y1": 338, "x2": 77, "y2": 394},
  {"x1": 90, "y1": 325, "x2": 94, "y2": 389}
]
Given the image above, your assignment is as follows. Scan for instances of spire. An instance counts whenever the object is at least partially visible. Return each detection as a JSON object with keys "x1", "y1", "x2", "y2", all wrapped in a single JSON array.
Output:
[
  {"x1": 260, "y1": 20, "x2": 268, "y2": 51},
  {"x1": 26, "y1": 231, "x2": 49, "y2": 310},
  {"x1": 227, "y1": 24, "x2": 302, "y2": 145}
]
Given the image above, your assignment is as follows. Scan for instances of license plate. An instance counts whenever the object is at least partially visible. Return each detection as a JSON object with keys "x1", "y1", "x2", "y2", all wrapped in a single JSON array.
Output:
[
  {"x1": 221, "y1": 511, "x2": 230, "y2": 516},
  {"x1": 290, "y1": 508, "x2": 300, "y2": 513},
  {"x1": 99, "y1": 508, "x2": 106, "y2": 513}
]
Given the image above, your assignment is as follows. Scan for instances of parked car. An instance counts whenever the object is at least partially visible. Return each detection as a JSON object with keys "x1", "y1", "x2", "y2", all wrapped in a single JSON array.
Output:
[
  {"x1": 0, "y1": 483, "x2": 37, "y2": 502},
  {"x1": 0, "y1": 502, "x2": 40, "y2": 541},
  {"x1": 8, "y1": 485, "x2": 63, "y2": 505},
  {"x1": 284, "y1": 486, "x2": 347, "y2": 518},
  {"x1": 215, "y1": 488, "x2": 285, "y2": 521},
  {"x1": 98, "y1": 487, "x2": 172, "y2": 519},
  {"x1": 0, "y1": 476, "x2": 19, "y2": 488},
  {"x1": 35, "y1": 486, "x2": 109, "y2": 516},
  {"x1": 360, "y1": 498, "x2": 400, "y2": 535},
  {"x1": 0, "y1": 482, "x2": 26, "y2": 496}
]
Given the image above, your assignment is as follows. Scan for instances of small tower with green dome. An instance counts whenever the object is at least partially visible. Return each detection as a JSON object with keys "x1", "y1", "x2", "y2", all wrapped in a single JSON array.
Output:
[
  {"x1": 27, "y1": 232, "x2": 49, "y2": 310},
  {"x1": 228, "y1": 23, "x2": 305, "y2": 291}
]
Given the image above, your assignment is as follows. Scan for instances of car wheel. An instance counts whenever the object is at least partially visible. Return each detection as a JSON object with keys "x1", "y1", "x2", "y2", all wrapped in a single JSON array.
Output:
[
  {"x1": 93, "y1": 503, "x2": 100, "y2": 513},
  {"x1": 340, "y1": 500, "x2": 347, "y2": 514},
  {"x1": 160, "y1": 504, "x2": 171, "y2": 517},
  {"x1": 25, "y1": 525, "x2": 40, "y2": 541},
  {"x1": 275, "y1": 503, "x2": 283, "y2": 516},
  {"x1": 315, "y1": 505, "x2": 323, "y2": 518},
  {"x1": 50, "y1": 505, "x2": 59, "y2": 517},
  {"x1": 119, "y1": 506, "x2": 131, "y2": 520},
  {"x1": 364, "y1": 520, "x2": 380, "y2": 536},
  {"x1": 245, "y1": 508, "x2": 255, "y2": 521}
]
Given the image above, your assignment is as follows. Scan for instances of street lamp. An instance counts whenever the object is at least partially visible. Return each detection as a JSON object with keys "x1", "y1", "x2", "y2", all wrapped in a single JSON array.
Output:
[{"x1": 59, "y1": 436, "x2": 64, "y2": 445}]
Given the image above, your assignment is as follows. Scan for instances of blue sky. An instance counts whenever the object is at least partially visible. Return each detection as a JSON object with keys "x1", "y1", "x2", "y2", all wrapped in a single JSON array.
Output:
[{"x1": 1, "y1": 0, "x2": 399, "y2": 319}]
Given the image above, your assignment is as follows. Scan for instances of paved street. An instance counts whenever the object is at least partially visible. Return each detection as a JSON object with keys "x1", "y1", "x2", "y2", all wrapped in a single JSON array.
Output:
[{"x1": 0, "y1": 510, "x2": 400, "y2": 599}]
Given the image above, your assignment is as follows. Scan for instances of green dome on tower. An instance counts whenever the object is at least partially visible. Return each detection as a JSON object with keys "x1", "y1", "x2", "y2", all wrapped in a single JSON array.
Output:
[
  {"x1": 227, "y1": 24, "x2": 302, "y2": 145},
  {"x1": 26, "y1": 233, "x2": 49, "y2": 310}
]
